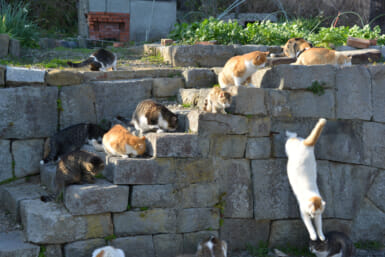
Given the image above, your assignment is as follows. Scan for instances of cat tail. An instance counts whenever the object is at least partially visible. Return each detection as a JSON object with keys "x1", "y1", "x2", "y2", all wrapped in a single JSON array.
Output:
[
  {"x1": 303, "y1": 118, "x2": 326, "y2": 146},
  {"x1": 67, "y1": 57, "x2": 95, "y2": 68},
  {"x1": 91, "y1": 139, "x2": 105, "y2": 152}
]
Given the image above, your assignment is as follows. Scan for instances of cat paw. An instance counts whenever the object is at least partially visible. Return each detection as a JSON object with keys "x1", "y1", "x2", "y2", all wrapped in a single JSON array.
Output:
[
  {"x1": 310, "y1": 233, "x2": 318, "y2": 241},
  {"x1": 318, "y1": 234, "x2": 326, "y2": 241},
  {"x1": 156, "y1": 129, "x2": 164, "y2": 133}
]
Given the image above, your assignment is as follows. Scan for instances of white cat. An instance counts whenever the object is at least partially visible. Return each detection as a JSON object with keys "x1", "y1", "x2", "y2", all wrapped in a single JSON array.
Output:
[
  {"x1": 92, "y1": 246, "x2": 125, "y2": 257},
  {"x1": 285, "y1": 118, "x2": 327, "y2": 241}
]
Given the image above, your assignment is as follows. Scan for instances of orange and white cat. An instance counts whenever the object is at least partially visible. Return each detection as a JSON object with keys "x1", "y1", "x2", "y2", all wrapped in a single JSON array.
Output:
[
  {"x1": 203, "y1": 87, "x2": 232, "y2": 114},
  {"x1": 218, "y1": 51, "x2": 269, "y2": 88},
  {"x1": 283, "y1": 38, "x2": 313, "y2": 58},
  {"x1": 92, "y1": 124, "x2": 146, "y2": 158},
  {"x1": 293, "y1": 48, "x2": 352, "y2": 66},
  {"x1": 92, "y1": 246, "x2": 125, "y2": 257},
  {"x1": 285, "y1": 118, "x2": 327, "y2": 241}
]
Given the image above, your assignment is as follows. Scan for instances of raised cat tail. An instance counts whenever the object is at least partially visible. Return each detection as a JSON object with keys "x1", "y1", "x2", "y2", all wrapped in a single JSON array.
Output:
[
  {"x1": 67, "y1": 57, "x2": 95, "y2": 68},
  {"x1": 303, "y1": 118, "x2": 326, "y2": 146}
]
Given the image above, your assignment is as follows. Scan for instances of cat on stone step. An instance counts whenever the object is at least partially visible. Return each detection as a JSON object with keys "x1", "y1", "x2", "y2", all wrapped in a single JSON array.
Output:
[
  {"x1": 283, "y1": 37, "x2": 313, "y2": 58},
  {"x1": 293, "y1": 48, "x2": 352, "y2": 66},
  {"x1": 176, "y1": 236, "x2": 227, "y2": 257},
  {"x1": 309, "y1": 231, "x2": 355, "y2": 257},
  {"x1": 67, "y1": 48, "x2": 117, "y2": 71},
  {"x1": 92, "y1": 246, "x2": 125, "y2": 257},
  {"x1": 203, "y1": 87, "x2": 232, "y2": 114}
]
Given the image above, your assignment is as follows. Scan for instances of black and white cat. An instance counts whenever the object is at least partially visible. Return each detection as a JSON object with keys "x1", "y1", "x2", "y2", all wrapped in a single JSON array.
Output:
[
  {"x1": 67, "y1": 48, "x2": 117, "y2": 71},
  {"x1": 131, "y1": 99, "x2": 178, "y2": 135},
  {"x1": 309, "y1": 231, "x2": 355, "y2": 257}
]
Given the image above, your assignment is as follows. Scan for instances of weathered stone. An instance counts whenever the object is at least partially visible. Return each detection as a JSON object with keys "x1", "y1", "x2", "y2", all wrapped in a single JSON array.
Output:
[
  {"x1": 153, "y1": 77, "x2": 184, "y2": 97},
  {"x1": 153, "y1": 234, "x2": 183, "y2": 257},
  {"x1": 0, "y1": 231, "x2": 40, "y2": 257},
  {"x1": 367, "y1": 170, "x2": 385, "y2": 213},
  {"x1": 248, "y1": 117, "x2": 271, "y2": 137},
  {"x1": 111, "y1": 236, "x2": 154, "y2": 257},
  {"x1": 252, "y1": 160, "x2": 298, "y2": 220},
  {"x1": 46, "y1": 70, "x2": 84, "y2": 86},
  {"x1": 64, "y1": 239, "x2": 105, "y2": 257},
  {"x1": 220, "y1": 219, "x2": 270, "y2": 251},
  {"x1": 322, "y1": 219, "x2": 352, "y2": 236},
  {"x1": 246, "y1": 137, "x2": 271, "y2": 159},
  {"x1": 175, "y1": 159, "x2": 215, "y2": 185},
  {"x1": 131, "y1": 184, "x2": 178, "y2": 208},
  {"x1": 363, "y1": 122, "x2": 385, "y2": 169},
  {"x1": 6, "y1": 67, "x2": 46, "y2": 85},
  {"x1": 351, "y1": 198, "x2": 385, "y2": 244},
  {"x1": 0, "y1": 34, "x2": 9, "y2": 57},
  {"x1": 336, "y1": 66, "x2": 372, "y2": 120},
  {"x1": 368, "y1": 65, "x2": 385, "y2": 123},
  {"x1": 0, "y1": 65, "x2": 5, "y2": 86},
  {"x1": 0, "y1": 87, "x2": 58, "y2": 138},
  {"x1": 44, "y1": 244, "x2": 63, "y2": 257},
  {"x1": 233, "y1": 44, "x2": 269, "y2": 55},
  {"x1": 20, "y1": 199, "x2": 113, "y2": 244},
  {"x1": 9, "y1": 39, "x2": 20, "y2": 57},
  {"x1": 114, "y1": 209, "x2": 176, "y2": 235},
  {"x1": 339, "y1": 48, "x2": 381, "y2": 64},
  {"x1": 182, "y1": 68, "x2": 217, "y2": 88},
  {"x1": 40, "y1": 163, "x2": 57, "y2": 193},
  {"x1": 211, "y1": 135, "x2": 247, "y2": 158},
  {"x1": 183, "y1": 231, "x2": 219, "y2": 254},
  {"x1": 181, "y1": 183, "x2": 219, "y2": 208},
  {"x1": 269, "y1": 219, "x2": 309, "y2": 248},
  {"x1": 177, "y1": 208, "x2": 219, "y2": 233},
  {"x1": 216, "y1": 159, "x2": 253, "y2": 218},
  {"x1": 314, "y1": 161, "x2": 334, "y2": 218},
  {"x1": 178, "y1": 88, "x2": 211, "y2": 109},
  {"x1": 0, "y1": 140, "x2": 12, "y2": 183},
  {"x1": 64, "y1": 179, "x2": 129, "y2": 215},
  {"x1": 105, "y1": 157, "x2": 175, "y2": 185},
  {"x1": 12, "y1": 139, "x2": 44, "y2": 178},
  {"x1": 227, "y1": 87, "x2": 266, "y2": 115}
]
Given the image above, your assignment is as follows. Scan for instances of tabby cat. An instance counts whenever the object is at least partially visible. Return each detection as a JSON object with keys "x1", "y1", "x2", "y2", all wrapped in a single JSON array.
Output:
[
  {"x1": 293, "y1": 48, "x2": 352, "y2": 66},
  {"x1": 67, "y1": 48, "x2": 117, "y2": 71},
  {"x1": 285, "y1": 118, "x2": 327, "y2": 241},
  {"x1": 176, "y1": 236, "x2": 227, "y2": 257},
  {"x1": 203, "y1": 87, "x2": 232, "y2": 114},
  {"x1": 92, "y1": 246, "x2": 125, "y2": 257},
  {"x1": 309, "y1": 231, "x2": 355, "y2": 257}
]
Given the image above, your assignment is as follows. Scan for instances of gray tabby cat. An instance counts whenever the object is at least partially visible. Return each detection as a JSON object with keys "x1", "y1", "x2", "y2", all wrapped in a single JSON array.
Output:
[
  {"x1": 67, "y1": 48, "x2": 117, "y2": 71},
  {"x1": 176, "y1": 236, "x2": 227, "y2": 257},
  {"x1": 309, "y1": 231, "x2": 355, "y2": 257},
  {"x1": 131, "y1": 99, "x2": 178, "y2": 135},
  {"x1": 41, "y1": 123, "x2": 107, "y2": 164}
]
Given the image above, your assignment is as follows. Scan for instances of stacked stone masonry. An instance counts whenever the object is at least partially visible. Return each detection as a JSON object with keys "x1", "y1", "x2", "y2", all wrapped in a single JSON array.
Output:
[{"x1": 0, "y1": 62, "x2": 384, "y2": 257}]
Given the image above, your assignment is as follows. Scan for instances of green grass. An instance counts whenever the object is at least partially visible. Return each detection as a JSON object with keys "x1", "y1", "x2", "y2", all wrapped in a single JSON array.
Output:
[
  {"x1": 104, "y1": 234, "x2": 117, "y2": 241},
  {"x1": 140, "y1": 54, "x2": 164, "y2": 65},
  {"x1": 277, "y1": 245, "x2": 313, "y2": 257},
  {"x1": 246, "y1": 241, "x2": 269, "y2": 257},
  {"x1": 182, "y1": 103, "x2": 192, "y2": 108},
  {"x1": 38, "y1": 246, "x2": 46, "y2": 257},
  {"x1": 307, "y1": 81, "x2": 326, "y2": 96},
  {"x1": 140, "y1": 207, "x2": 149, "y2": 211},
  {"x1": 355, "y1": 241, "x2": 383, "y2": 250},
  {"x1": 0, "y1": 177, "x2": 16, "y2": 185}
]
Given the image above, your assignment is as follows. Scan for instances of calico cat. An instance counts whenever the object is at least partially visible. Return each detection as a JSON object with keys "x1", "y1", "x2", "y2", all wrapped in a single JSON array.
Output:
[
  {"x1": 176, "y1": 236, "x2": 227, "y2": 257},
  {"x1": 293, "y1": 48, "x2": 352, "y2": 66},
  {"x1": 309, "y1": 231, "x2": 355, "y2": 257},
  {"x1": 92, "y1": 246, "x2": 125, "y2": 257},
  {"x1": 203, "y1": 87, "x2": 232, "y2": 114},
  {"x1": 131, "y1": 99, "x2": 178, "y2": 135},
  {"x1": 283, "y1": 38, "x2": 313, "y2": 58},
  {"x1": 285, "y1": 118, "x2": 327, "y2": 241},
  {"x1": 67, "y1": 48, "x2": 117, "y2": 71},
  {"x1": 218, "y1": 51, "x2": 269, "y2": 88},
  {"x1": 41, "y1": 123, "x2": 107, "y2": 164},
  {"x1": 93, "y1": 124, "x2": 146, "y2": 158}
]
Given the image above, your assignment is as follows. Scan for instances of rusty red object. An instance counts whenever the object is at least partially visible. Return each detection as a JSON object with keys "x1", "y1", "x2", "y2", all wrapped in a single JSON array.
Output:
[{"x1": 87, "y1": 12, "x2": 130, "y2": 42}]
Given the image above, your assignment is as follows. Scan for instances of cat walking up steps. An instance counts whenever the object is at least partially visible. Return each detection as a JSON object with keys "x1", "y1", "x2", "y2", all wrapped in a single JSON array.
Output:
[
  {"x1": 309, "y1": 231, "x2": 355, "y2": 257},
  {"x1": 285, "y1": 118, "x2": 327, "y2": 241},
  {"x1": 92, "y1": 246, "x2": 125, "y2": 257},
  {"x1": 67, "y1": 48, "x2": 117, "y2": 71}
]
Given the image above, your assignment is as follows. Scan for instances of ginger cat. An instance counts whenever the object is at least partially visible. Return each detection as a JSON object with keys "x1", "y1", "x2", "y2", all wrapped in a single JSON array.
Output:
[
  {"x1": 293, "y1": 48, "x2": 352, "y2": 66},
  {"x1": 93, "y1": 124, "x2": 146, "y2": 158},
  {"x1": 285, "y1": 118, "x2": 327, "y2": 241},
  {"x1": 283, "y1": 37, "x2": 313, "y2": 58},
  {"x1": 218, "y1": 51, "x2": 269, "y2": 88},
  {"x1": 203, "y1": 87, "x2": 232, "y2": 114}
]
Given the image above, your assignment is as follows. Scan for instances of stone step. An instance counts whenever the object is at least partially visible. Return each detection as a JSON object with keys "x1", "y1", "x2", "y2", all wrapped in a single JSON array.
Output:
[{"x1": 0, "y1": 231, "x2": 40, "y2": 257}]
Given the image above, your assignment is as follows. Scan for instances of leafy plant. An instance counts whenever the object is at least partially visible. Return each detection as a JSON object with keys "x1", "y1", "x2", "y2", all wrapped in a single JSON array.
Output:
[
  {"x1": 307, "y1": 81, "x2": 325, "y2": 96},
  {"x1": 246, "y1": 241, "x2": 269, "y2": 257},
  {"x1": 104, "y1": 234, "x2": 117, "y2": 242},
  {"x1": 38, "y1": 246, "x2": 46, "y2": 257}
]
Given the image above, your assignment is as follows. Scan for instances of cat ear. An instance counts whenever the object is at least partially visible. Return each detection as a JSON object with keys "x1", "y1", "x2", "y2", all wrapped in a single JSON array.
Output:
[
  {"x1": 141, "y1": 136, "x2": 145, "y2": 140},
  {"x1": 264, "y1": 51, "x2": 270, "y2": 56}
]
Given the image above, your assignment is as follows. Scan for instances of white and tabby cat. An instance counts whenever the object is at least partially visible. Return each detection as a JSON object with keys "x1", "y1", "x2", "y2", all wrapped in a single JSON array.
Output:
[
  {"x1": 67, "y1": 48, "x2": 117, "y2": 71},
  {"x1": 285, "y1": 118, "x2": 327, "y2": 241},
  {"x1": 176, "y1": 236, "x2": 227, "y2": 257},
  {"x1": 203, "y1": 87, "x2": 232, "y2": 114},
  {"x1": 92, "y1": 246, "x2": 125, "y2": 257},
  {"x1": 309, "y1": 231, "x2": 355, "y2": 257}
]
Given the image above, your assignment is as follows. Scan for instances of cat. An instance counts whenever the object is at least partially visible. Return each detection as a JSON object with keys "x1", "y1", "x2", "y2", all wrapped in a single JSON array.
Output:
[
  {"x1": 283, "y1": 37, "x2": 313, "y2": 58},
  {"x1": 41, "y1": 123, "x2": 107, "y2": 164},
  {"x1": 285, "y1": 118, "x2": 327, "y2": 241},
  {"x1": 131, "y1": 99, "x2": 178, "y2": 135},
  {"x1": 92, "y1": 124, "x2": 146, "y2": 158},
  {"x1": 92, "y1": 246, "x2": 125, "y2": 257},
  {"x1": 293, "y1": 48, "x2": 352, "y2": 66},
  {"x1": 203, "y1": 87, "x2": 232, "y2": 114},
  {"x1": 218, "y1": 51, "x2": 269, "y2": 88},
  {"x1": 67, "y1": 48, "x2": 117, "y2": 71},
  {"x1": 309, "y1": 231, "x2": 355, "y2": 257},
  {"x1": 176, "y1": 236, "x2": 227, "y2": 257}
]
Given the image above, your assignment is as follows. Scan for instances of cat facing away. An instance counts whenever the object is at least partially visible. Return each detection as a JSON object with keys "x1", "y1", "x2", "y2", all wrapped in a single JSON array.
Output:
[
  {"x1": 92, "y1": 124, "x2": 146, "y2": 158},
  {"x1": 131, "y1": 99, "x2": 178, "y2": 135},
  {"x1": 285, "y1": 118, "x2": 327, "y2": 241},
  {"x1": 283, "y1": 37, "x2": 313, "y2": 58},
  {"x1": 203, "y1": 87, "x2": 232, "y2": 114},
  {"x1": 293, "y1": 47, "x2": 352, "y2": 66},
  {"x1": 218, "y1": 51, "x2": 269, "y2": 88},
  {"x1": 176, "y1": 236, "x2": 227, "y2": 257},
  {"x1": 67, "y1": 48, "x2": 117, "y2": 71},
  {"x1": 309, "y1": 231, "x2": 355, "y2": 257},
  {"x1": 41, "y1": 123, "x2": 107, "y2": 164},
  {"x1": 92, "y1": 246, "x2": 125, "y2": 257}
]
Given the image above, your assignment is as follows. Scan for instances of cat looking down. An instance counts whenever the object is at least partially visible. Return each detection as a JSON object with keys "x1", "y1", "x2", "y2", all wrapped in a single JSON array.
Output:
[{"x1": 309, "y1": 231, "x2": 355, "y2": 257}]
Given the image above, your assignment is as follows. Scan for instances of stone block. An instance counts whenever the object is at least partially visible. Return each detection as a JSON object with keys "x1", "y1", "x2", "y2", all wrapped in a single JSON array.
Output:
[
  {"x1": 105, "y1": 157, "x2": 175, "y2": 185},
  {"x1": 12, "y1": 139, "x2": 44, "y2": 178},
  {"x1": 153, "y1": 77, "x2": 184, "y2": 97},
  {"x1": 0, "y1": 231, "x2": 40, "y2": 257},
  {"x1": 251, "y1": 160, "x2": 298, "y2": 220},
  {"x1": 20, "y1": 199, "x2": 113, "y2": 244},
  {"x1": 363, "y1": 122, "x2": 385, "y2": 169},
  {"x1": 269, "y1": 220, "x2": 309, "y2": 248},
  {"x1": 40, "y1": 163, "x2": 57, "y2": 193},
  {"x1": 0, "y1": 87, "x2": 58, "y2": 139},
  {"x1": 175, "y1": 159, "x2": 216, "y2": 185},
  {"x1": 368, "y1": 65, "x2": 385, "y2": 122},
  {"x1": 245, "y1": 137, "x2": 271, "y2": 159},
  {"x1": 182, "y1": 68, "x2": 217, "y2": 88},
  {"x1": 9, "y1": 39, "x2": 20, "y2": 57},
  {"x1": 322, "y1": 219, "x2": 352, "y2": 236},
  {"x1": 183, "y1": 231, "x2": 219, "y2": 254},
  {"x1": 227, "y1": 87, "x2": 266, "y2": 115},
  {"x1": 46, "y1": 70, "x2": 84, "y2": 86},
  {"x1": 113, "y1": 209, "x2": 176, "y2": 235},
  {"x1": 44, "y1": 244, "x2": 63, "y2": 257},
  {"x1": 64, "y1": 179, "x2": 129, "y2": 215},
  {"x1": 336, "y1": 66, "x2": 372, "y2": 120},
  {"x1": 367, "y1": 170, "x2": 385, "y2": 213},
  {"x1": 0, "y1": 34, "x2": 9, "y2": 57},
  {"x1": 187, "y1": 111, "x2": 248, "y2": 135},
  {"x1": 181, "y1": 183, "x2": 219, "y2": 208},
  {"x1": 0, "y1": 65, "x2": 5, "y2": 86},
  {"x1": 248, "y1": 117, "x2": 271, "y2": 137},
  {"x1": 6, "y1": 67, "x2": 46, "y2": 85},
  {"x1": 131, "y1": 184, "x2": 178, "y2": 208},
  {"x1": 177, "y1": 208, "x2": 219, "y2": 233},
  {"x1": 233, "y1": 44, "x2": 269, "y2": 55},
  {"x1": 64, "y1": 239, "x2": 105, "y2": 257},
  {"x1": 153, "y1": 234, "x2": 183, "y2": 257},
  {"x1": 178, "y1": 88, "x2": 211, "y2": 109},
  {"x1": 211, "y1": 135, "x2": 247, "y2": 158},
  {"x1": 216, "y1": 159, "x2": 253, "y2": 218},
  {"x1": 111, "y1": 236, "x2": 154, "y2": 257},
  {"x1": 0, "y1": 140, "x2": 12, "y2": 183},
  {"x1": 220, "y1": 219, "x2": 270, "y2": 251}
]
